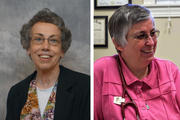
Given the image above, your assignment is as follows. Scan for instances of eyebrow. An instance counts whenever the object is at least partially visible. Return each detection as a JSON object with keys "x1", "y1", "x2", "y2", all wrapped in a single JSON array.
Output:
[
  {"x1": 33, "y1": 33, "x2": 59, "y2": 38},
  {"x1": 134, "y1": 28, "x2": 156, "y2": 35}
]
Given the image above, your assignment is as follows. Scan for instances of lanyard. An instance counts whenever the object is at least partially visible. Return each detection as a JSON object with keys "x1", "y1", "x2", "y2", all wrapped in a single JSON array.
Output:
[{"x1": 116, "y1": 55, "x2": 140, "y2": 120}]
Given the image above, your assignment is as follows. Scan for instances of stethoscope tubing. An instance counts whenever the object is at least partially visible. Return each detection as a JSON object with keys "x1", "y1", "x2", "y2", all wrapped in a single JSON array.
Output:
[{"x1": 116, "y1": 55, "x2": 140, "y2": 120}]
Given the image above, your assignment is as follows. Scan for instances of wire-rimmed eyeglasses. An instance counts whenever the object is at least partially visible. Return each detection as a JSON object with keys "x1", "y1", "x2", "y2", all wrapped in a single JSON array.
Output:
[
  {"x1": 130, "y1": 29, "x2": 160, "y2": 41},
  {"x1": 31, "y1": 34, "x2": 61, "y2": 46}
]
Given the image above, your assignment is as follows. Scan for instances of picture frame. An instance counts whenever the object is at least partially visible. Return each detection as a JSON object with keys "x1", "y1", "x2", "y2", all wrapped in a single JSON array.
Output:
[
  {"x1": 95, "y1": 0, "x2": 132, "y2": 9},
  {"x1": 94, "y1": 16, "x2": 108, "y2": 48}
]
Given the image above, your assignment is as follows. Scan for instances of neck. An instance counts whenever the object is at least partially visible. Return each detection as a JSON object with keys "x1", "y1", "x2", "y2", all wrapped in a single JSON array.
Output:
[
  {"x1": 36, "y1": 66, "x2": 60, "y2": 89},
  {"x1": 129, "y1": 65, "x2": 149, "y2": 80},
  {"x1": 120, "y1": 55, "x2": 149, "y2": 80}
]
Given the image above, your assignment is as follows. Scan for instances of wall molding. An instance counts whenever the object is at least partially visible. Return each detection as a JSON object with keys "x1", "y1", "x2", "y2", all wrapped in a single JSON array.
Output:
[{"x1": 143, "y1": 5, "x2": 180, "y2": 18}]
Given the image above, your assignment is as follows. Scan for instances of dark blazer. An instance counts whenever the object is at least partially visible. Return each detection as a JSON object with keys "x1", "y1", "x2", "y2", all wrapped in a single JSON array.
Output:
[{"x1": 6, "y1": 66, "x2": 90, "y2": 120}]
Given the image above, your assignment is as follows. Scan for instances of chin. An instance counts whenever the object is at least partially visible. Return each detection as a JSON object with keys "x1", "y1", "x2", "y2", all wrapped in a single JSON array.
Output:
[
  {"x1": 145, "y1": 56, "x2": 154, "y2": 65},
  {"x1": 36, "y1": 64, "x2": 58, "y2": 72}
]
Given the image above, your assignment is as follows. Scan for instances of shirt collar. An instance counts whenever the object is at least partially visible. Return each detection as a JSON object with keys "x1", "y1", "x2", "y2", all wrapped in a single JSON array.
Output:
[{"x1": 118, "y1": 54, "x2": 158, "y2": 88}]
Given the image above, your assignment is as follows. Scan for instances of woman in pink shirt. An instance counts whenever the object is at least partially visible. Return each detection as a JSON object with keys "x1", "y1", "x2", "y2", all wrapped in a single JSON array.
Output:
[{"x1": 94, "y1": 4, "x2": 180, "y2": 120}]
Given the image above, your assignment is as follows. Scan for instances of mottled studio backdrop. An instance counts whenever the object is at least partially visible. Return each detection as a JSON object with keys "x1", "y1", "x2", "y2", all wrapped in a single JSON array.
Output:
[{"x1": 0, "y1": 0, "x2": 90, "y2": 119}]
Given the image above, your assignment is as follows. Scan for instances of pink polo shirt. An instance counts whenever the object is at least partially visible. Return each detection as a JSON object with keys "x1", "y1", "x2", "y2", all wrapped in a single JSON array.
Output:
[{"x1": 94, "y1": 55, "x2": 180, "y2": 120}]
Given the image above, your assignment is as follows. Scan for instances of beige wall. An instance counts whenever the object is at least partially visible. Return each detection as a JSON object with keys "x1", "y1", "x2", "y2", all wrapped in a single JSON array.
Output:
[
  {"x1": 155, "y1": 18, "x2": 180, "y2": 67},
  {"x1": 94, "y1": 1, "x2": 180, "y2": 68}
]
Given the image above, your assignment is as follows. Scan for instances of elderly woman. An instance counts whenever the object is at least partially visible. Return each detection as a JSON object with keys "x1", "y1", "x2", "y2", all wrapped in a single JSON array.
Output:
[
  {"x1": 94, "y1": 4, "x2": 180, "y2": 120},
  {"x1": 6, "y1": 8, "x2": 90, "y2": 120}
]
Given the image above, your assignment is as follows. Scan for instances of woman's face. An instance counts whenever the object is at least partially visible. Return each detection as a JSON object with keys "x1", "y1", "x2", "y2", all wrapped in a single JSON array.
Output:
[
  {"x1": 27, "y1": 22, "x2": 64, "y2": 71},
  {"x1": 119, "y1": 18, "x2": 157, "y2": 68}
]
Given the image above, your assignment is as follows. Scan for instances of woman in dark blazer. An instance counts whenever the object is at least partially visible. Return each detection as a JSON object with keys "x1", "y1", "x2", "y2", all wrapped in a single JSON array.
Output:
[{"x1": 6, "y1": 8, "x2": 89, "y2": 120}]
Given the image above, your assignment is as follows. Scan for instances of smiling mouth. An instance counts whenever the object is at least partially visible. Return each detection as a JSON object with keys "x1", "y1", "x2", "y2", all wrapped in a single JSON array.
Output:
[
  {"x1": 39, "y1": 55, "x2": 52, "y2": 59},
  {"x1": 141, "y1": 50, "x2": 154, "y2": 54}
]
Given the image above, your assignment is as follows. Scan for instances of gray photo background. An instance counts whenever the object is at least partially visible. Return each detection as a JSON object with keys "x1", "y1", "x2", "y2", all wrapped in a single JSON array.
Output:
[{"x1": 0, "y1": 0, "x2": 90, "y2": 119}]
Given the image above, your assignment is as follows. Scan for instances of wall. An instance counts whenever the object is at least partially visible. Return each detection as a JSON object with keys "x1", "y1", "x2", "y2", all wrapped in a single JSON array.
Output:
[
  {"x1": 0, "y1": 0, "x2": 90, "y2": 119},
  {"x1": 94, "y1": 1, "x2": 180, "y2": 68}
]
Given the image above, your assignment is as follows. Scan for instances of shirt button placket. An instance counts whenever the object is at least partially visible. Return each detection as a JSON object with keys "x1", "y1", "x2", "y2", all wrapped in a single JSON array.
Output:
[{"x1": 136, "y1": 86, "x2": 147, "y2": 119}]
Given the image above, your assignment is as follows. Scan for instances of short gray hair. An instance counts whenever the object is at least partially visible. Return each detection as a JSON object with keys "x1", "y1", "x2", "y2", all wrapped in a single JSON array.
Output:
[
  {"x1": 20, "y1": 8, "x2": 72, "y2": 53},
  {"x1": 109, "y1": 4, "x2": 152, "y2": 47}
]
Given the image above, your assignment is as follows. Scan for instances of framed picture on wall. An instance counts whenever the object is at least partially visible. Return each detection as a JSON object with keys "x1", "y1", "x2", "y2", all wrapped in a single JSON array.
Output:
[
  {"x1": 94, "y1": 16, "x2": 108, "y2": 48},
  {"x1": 95, "y1": 0, "x2": 132, "y2": 9}
]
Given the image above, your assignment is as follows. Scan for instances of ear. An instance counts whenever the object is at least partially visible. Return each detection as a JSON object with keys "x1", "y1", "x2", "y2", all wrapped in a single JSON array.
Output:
[
  {"x1": 60, "y1": 51, "x2": 65, "y2": 58},
  {"x1": 112, "y1": 37, "x2": 124, "y2": 52},
  {"x1": 27, "y1": 48, "x2": 31, "y2": 55},
  {"x1": 61, "y1": 53, "x2": 64, "y2": 58}
]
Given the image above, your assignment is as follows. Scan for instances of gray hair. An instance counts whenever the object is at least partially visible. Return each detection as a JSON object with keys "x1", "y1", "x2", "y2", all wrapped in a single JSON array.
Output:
[
  {"x1": 109, "y1": 4, "x2": 152, "y2": 47},
  {"x1": 20, "y1": 8, "x2": 72, "y2": 53}
]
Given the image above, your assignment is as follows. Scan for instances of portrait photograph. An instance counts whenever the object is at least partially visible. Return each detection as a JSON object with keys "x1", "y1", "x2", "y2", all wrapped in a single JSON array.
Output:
[{"x1": 0, "y1": 0, "x2": 90, "y2": 119}]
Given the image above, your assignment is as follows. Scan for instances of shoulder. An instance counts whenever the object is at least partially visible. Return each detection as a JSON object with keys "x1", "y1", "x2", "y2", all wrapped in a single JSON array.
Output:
[
  {"x1": 60, "y1": 66, "x2": 90, "y2": 91},
  {"x1": 8, "y1": 72, "x2": 36, "y2": 96},
  {"x1": 153, "y1": 57, "x2": 178, "y2": 69},
  {"x1": 60, "y1": 65, "x2": 89, "y2": 81},
  {"x1": 153, "y1": 57, "x2": 179, "y2": 77},
  {"x1": 7, "y1": 71, "x2": 36, "y2": 112},
  {"x1": 94, "y1": 55, "x2": 117, "y2": 65},
  {"x1": 94, "y1": 55, "x2": 118, "y2": 71}
]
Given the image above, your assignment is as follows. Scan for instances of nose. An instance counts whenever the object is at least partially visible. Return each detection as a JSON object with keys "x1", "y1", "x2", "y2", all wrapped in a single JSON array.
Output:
[
  {"x1": 145, "y1": 36, "x2": 155, "y2": 46},
  {"x1": 42, "y1": 39, "x2": 50, "y2": 50}
]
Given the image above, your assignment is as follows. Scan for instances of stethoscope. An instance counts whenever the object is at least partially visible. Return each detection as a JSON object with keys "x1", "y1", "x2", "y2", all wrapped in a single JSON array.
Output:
[{"x1": 116, "y1": 55, "x2": 140, "y2": 120}]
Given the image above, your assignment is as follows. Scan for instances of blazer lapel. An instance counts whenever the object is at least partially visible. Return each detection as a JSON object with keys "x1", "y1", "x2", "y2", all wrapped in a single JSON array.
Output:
[{"x1": 54, "y1": 66, "x2": 75, "y2": 120}]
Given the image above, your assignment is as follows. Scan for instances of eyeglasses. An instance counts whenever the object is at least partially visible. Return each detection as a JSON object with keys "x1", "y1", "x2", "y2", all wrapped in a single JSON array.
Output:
[
  {"x1": 31, "y1": 35, "x2": 61, "y2": 46},
  {"x1": 131, "y1": 29, "x2": 160, "y2": 41}
]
